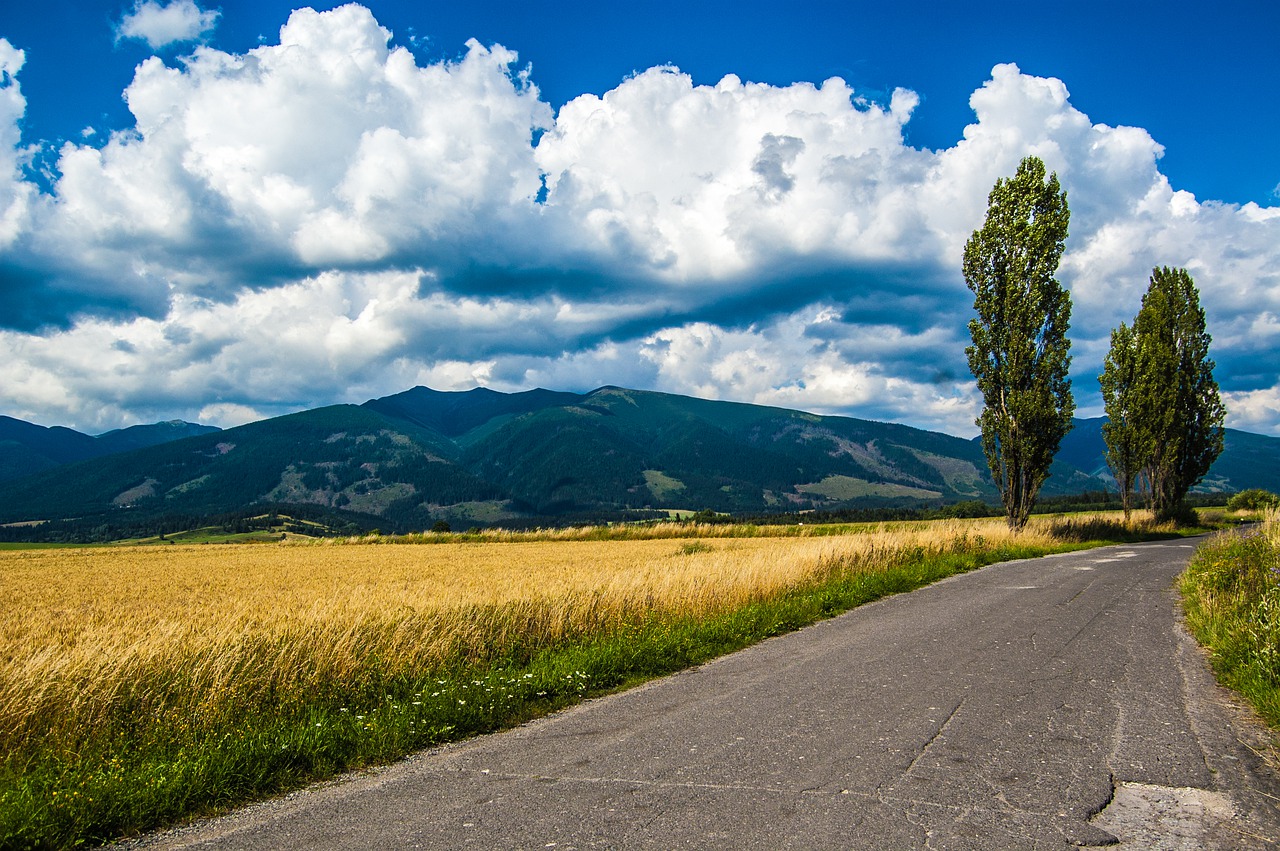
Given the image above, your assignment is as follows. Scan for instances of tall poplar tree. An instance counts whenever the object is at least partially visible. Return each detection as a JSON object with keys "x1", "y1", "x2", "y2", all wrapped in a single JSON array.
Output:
[
  {"x1": 1098, "y1": 322, "x2": 1147, "y2": 519},
  {"x1": 964, "y1": 156, "x2": 1073, "y2": 531},
  {"x1": 1127, "y1": 267, "x2": 1225, "y2": 522}
]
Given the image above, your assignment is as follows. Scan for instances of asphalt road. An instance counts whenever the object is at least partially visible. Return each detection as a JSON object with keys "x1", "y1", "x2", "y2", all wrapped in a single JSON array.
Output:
[{"x1": 133, "y1": 539, "x2": 1280, "y2": 850}]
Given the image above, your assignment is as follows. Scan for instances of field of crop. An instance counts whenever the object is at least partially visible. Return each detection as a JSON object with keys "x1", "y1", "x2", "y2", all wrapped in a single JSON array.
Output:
[{"x1": 1, "y1": 514, "x2": 1175, "y2": 847}]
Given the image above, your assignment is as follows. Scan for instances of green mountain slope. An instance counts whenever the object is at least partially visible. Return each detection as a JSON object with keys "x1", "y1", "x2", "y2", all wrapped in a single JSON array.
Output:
[
  {"x1": 364, "y1": 386, "x2": 581, "y2": 440},
  {"x1": 1057, "y1": 417, "x2": 1280, "y2": 493},
  {"x1": 453, "y1": 386, "x2": 1005, "y2": 514},
  {"x1": 0, "y1": 406, "x2": 498, "y2": 529},
  {"x1": 15, "y1": 386, "x2": 1278, "y2": 536},
  {"x1": 95, "y1": 421, "x2": 221, "y2": 455},
  {"x1": 0, "y1": 416, "x2": 103, "y2": 481},
  {"x1": 0, "y1": 416, "x2": 220, "y2": 483}
]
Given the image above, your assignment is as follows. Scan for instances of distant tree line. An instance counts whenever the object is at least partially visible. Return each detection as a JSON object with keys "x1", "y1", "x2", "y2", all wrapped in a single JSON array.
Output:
[{"x1": 0, "y1": 504, "x2": 377, "y2": 544}]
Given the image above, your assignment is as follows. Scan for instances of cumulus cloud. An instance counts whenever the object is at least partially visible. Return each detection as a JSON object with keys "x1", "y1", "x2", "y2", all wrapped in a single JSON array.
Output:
[
  {"x1": 634, "y1": 315, "x2": 980, "y2": 436},
  {"x1": 0, "y1": 268, "x2": 654, "y2": 429},
  {"x1": 536, "y1": 71, "x2": 933, "y2": 283},
  {"x1": 1221, "y1": 387, "x2": 1280, "y2": 435},
  {"x1": 117, "y1": 0, "x2": 219, "y2": 49},
  {"x1": 0, "y1": 40, "x2": 33, "y2": 249},
  {"x1": 1, "y1": 6, "x2": 1278, "y2": 439},
  {"x1": 9, "y1": 4, "x2": 551, "y2": 325}
]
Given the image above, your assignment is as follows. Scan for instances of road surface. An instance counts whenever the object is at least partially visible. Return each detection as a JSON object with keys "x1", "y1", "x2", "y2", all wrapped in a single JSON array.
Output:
[{"x1": 131, "y1": 538, "x2": 1280, "y2": 849}]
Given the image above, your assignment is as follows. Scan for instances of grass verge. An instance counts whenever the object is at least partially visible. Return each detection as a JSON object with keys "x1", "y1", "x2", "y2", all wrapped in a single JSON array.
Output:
[
  {"x1": 1180, "y1": 512, "x2": 1280, "y2": 728},
  {"x1": 2, "y1": 516, "x2": 1189, "y2": 848}
]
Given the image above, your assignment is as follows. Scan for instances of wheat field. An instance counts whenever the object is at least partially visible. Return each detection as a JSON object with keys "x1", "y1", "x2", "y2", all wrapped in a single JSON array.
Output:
[
  {"x1": 1, "y1": 517, "x2": 1107, "y2": 758},
  {"x1": 2, "y1": 513, "x2": 1176, "y2": 845}
]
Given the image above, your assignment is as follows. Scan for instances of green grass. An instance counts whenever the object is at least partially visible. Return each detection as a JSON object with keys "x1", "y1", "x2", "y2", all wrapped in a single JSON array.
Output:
[
  {"x1": 642, "y1": 469, "x2": 687, "y2": 501},
  {"x1": 794, "y1": 474, "x2": 942, "y2": 501},
  {"x1": 1, "y1": 521, "x2": 1191, "y2": 849},
  {"x1": 1180, "y1": 521, "x2": 1280, "y2": 728}
]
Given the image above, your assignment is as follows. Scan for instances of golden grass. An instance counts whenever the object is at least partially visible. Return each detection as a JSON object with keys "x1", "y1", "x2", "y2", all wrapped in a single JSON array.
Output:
[{"x1": 0, "y1": 515, "x2": 1132, "y2": 758}]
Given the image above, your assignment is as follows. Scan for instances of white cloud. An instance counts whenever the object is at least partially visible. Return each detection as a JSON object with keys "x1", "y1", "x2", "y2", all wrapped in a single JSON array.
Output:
[
  {"x1": 0, "y1": 40, "x2": 33, "y2": 249},
  {"x1": 1222, "y1": 387, "x2": 1280, "y2": 434},
  {"x1": 196, "y1": 402, "x2": 266, "y2": 429},
  {"x1": 634, "y1": 317, "x2": 980, "y2": 436},
  {"x1": 536, "y1": 69, "x2": 934, "y2": 282},
  {"x1": 117, "y1": 0, "x2": 219, "y2": 49},
  {"x1": 0, "y1": 7, "x2": 1277, "y2": 440},
  {"x1": 32, "y1": 5, "x2": 551, "y2": 311}
]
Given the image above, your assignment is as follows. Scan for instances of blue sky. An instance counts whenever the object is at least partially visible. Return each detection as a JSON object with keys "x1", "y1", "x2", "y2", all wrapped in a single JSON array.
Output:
[
  {"x1": 0, "y1": 1, "x2": 1277, "y2": 438},
  {"x1": 7, "y1": 1, "x2": 1279, "y2": 206}
]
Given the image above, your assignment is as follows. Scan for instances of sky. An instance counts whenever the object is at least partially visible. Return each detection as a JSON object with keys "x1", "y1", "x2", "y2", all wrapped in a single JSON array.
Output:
[{"x1": 0, "y1": 1, "x2": 1277, "y2": 439}]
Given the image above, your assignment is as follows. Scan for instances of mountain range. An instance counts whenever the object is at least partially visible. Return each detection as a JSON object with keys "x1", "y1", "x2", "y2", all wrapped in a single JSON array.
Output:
[
  {"x1": 1, "y1": 386, "x2": 1276, "y2": 536},
  {"x1": 0, "y1": 416, "x2": 220, "y2": 483}
]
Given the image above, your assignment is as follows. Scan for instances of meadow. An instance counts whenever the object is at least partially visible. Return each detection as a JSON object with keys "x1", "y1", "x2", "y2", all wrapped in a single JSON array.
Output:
[
  {"x1": 1180, "y1": 510, "x2": 1280, "y2": 728},
  {"x1": 1, "y1": 515, "x2": 1181, "y2": 848}
]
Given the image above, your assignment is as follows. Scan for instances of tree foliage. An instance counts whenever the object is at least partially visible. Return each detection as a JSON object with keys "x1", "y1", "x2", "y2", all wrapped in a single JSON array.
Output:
[
  {"x1": 1227, "y1": 489, "x2": 1280, "y2": 513},
  {"x1": 1100, "y1": 267, "x2": 1225, "y2": 522},
  {"x1": 964, "y1": 156, "x2": 1074, "y2": 531},
  {"x1": 1098, "y1": 322, "x2": 1148, "y2": 519}
]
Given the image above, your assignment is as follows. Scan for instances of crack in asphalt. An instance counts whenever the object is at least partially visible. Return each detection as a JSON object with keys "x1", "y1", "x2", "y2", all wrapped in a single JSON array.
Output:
[
  {"x1": 904, "y1": 699, "x2": 965, "y2": 778},
  {"x1": 455, "y1": 767, "x2": 1058, "y2": 817},
  {"x1": 463, "y1": 769, "x2": 813, "y2": 797},
  {"x1": 1063, "y1": 578, "x2": 1094, "y2": 606},
  {"x1": 1051, "y1": 571, "x2": 1139, "y2": 662},
  {"x1": 1173, "y1": 615, "x2": 1221, "y2": 782}
]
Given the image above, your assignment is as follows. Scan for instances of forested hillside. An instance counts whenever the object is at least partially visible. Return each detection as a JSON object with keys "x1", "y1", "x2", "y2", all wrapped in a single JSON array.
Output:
[{"x1": 3, "y1": 386, "x2": 1273, "y2": 540}]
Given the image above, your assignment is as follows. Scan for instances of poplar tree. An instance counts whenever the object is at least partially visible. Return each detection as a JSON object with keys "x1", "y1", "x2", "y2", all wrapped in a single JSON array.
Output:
[
  {"x1": 1098, "y1": 322, "x2": 1146, "y2": 519},
  {"x1": 1124, "y1": 267, "x2": 1225, "y2": 522},
  {"x1": 964, "y1": 156, "x2": 1073, "y2": 531}
]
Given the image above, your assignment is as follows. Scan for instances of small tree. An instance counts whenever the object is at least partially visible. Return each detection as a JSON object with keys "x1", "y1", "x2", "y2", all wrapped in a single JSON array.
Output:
[
  {"x1": 1098, "y1": 322, "x2": 1148, "y2": 520},
  {"x1": 1227, "y1": 489, "x2": 1279, "y2": 513},
  {"x1": 964, "y1": 156, "x2": 1074, "y2": 531},
  {"x1": 1131, "y1": 267, "x2": 1225, "y2": 521}
]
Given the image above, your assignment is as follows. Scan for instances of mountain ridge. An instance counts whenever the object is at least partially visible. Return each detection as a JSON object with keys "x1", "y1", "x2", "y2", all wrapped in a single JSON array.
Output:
[
  {"x1": 1, "y1": 387, "x2": 1275, "y2": 538},
  {"x1": 0, "y1": 416, "x2": 220, "y2": 483}
]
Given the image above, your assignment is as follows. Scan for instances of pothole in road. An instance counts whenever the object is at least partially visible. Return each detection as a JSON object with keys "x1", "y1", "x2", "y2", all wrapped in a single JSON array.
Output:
[{"x1": 1088, "y1": 782, "x2": 1236, "y2": 849}]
